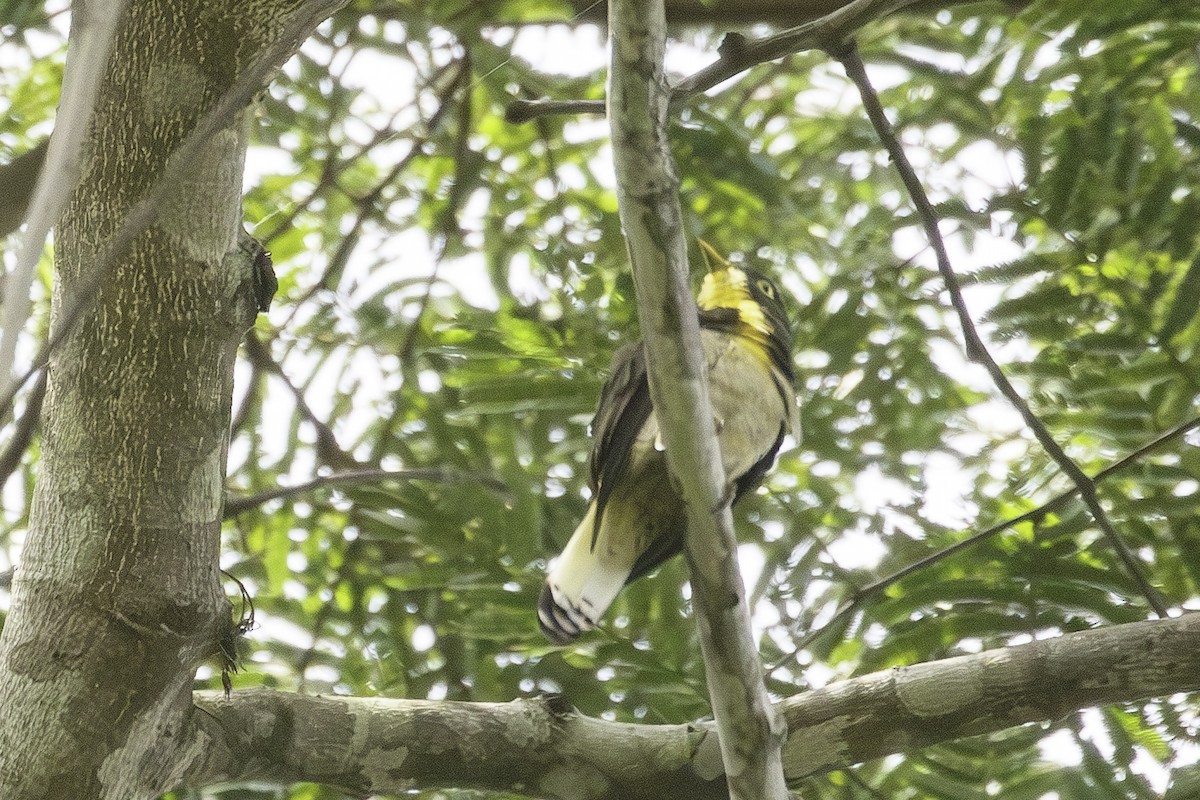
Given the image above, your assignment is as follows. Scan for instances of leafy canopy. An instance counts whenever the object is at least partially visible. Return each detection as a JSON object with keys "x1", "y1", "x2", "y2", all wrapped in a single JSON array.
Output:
[{"x1": 2, "y1": 0, "x2": 1200, "y2": 797}]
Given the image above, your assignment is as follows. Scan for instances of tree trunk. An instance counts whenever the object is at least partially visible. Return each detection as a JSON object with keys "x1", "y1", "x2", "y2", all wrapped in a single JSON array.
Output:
[{"x1": 0, "y1": 1, "x2": 338, "y2": 796}]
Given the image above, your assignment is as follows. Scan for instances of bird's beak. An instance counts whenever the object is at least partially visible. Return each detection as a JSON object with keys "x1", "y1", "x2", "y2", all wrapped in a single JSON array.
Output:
[{"x1": 697, "y1": 239, "x2": 731, "y2": 273}]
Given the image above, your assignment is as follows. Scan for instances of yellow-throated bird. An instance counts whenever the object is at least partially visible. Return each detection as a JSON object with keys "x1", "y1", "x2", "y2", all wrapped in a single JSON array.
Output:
[{"x1": 538, "y1": 242, "x2": 799, "y2": 643}]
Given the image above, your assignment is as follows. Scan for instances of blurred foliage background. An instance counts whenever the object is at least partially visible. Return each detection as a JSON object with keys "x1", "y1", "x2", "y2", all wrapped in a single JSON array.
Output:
[{"x1": 4, "y1": 0, "x2": 1200, "y2": 797}]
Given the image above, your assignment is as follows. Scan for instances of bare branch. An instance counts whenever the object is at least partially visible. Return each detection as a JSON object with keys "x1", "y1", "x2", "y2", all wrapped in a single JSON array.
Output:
[
  {"x1": 837, "y1": 41, "x2": 1170, "y2": 618},
  {"x1": 607, "y1": 0, "x2": 788, "y2": 797},
  {"x1": 505, "y1": 98, "x2": 606, "y2": 123},
  {"x1": 186, "y1": 614, "x2": 1200, "y2": 795},
  {"x1": 223, "y1": 467, "x2": 510, "y2": 518},
  {"x1": 672, "y1": 0, "x2": 921, "y2": 96},
  {"x1": 505, "y1": 0, "x2": 934, "y2": 124}
]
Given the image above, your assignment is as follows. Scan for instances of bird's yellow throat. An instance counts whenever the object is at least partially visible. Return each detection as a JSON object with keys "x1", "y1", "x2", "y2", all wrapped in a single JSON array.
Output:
[
  {"x1": 697, "y1": 266, "x2": 772, "y2": 339},
  {"x1": 696, "y1": 256, "x2": 776, "y2": 376}
]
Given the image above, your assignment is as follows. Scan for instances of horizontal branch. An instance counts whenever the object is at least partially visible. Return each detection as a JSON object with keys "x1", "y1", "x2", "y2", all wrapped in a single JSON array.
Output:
[
  {"x1": 223, "y1": 467, "x2": 510, "y2": 517},
  {"x1": 188, "y1": 690, "x2": 723, "y2": 799},
  {"x1": 184, "y1": 614, "x2": 1200, "y2": 797},
  {"x1": 506, "y1": 0, "x2": 934, "y2": 124},
  {"x1": 780, "y1": 614, "x2": 1200, "y2": 776}
]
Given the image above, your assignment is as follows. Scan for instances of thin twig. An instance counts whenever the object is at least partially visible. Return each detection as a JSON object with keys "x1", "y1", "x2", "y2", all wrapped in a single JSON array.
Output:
[
  {"x1": 504, "y1": 0, "x2": 929, "y2": 124},
  {"x1": 770, "y1": 408, "x2": 1200, "y2": 675},
  {"x1": 838, "y1": 41, "x2": 1169, "y2": 617},
  {"x1": 505, "y1": 98, "x2": 606, "y2": 123},
  {"x1": 673, "y1": 0, "x2": 920, "y2": 97},
  {"x1": 241, "y1": 333, "x2": 354, "y2": 467},
  {"x1": 771, "y1": 497, "x2": 1074, "y2": 673},
  {"x1": 0, "y1": 370, "x2": 47, "y2": 488},
  {"x1": 223, "y1": 467, "x2": 510, "y2": 517}
]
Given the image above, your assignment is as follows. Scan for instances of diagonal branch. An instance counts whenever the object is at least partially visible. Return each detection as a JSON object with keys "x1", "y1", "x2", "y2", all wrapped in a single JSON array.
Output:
[
  {"x1": 837, "y1": 41, "x2": 1170, "y2": 618},
  {"x1": 0, "y1": 0, "x2": 352, "y2": 422},
  {"x1": 0, "y1": 0, "x2": 128, "y2": 385},
  {"x1": 671, "y1": 0, "x2": 920, "y2": 96},
  {"x1": 771, "y1": 409, "x2": 1200, "y2": 675},
  {"x1": 607, "y1": 1, "x2": 789, "y2": 798}
]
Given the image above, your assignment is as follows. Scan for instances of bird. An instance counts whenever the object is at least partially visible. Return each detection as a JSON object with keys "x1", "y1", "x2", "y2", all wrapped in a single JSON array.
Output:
[{"x1": 538, "y1": 242, "x2": 799, "y2": 643}]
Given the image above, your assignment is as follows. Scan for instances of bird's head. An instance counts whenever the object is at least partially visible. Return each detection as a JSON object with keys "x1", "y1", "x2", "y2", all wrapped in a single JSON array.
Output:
[{"x1": 695, "y1": 240, "x2": 793, "y2": 351}]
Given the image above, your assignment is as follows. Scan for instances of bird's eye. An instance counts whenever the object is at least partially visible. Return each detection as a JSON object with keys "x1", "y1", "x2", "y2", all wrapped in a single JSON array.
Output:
[{"x1": 755, "y1": 278, "x2": 776, "y2": 299}]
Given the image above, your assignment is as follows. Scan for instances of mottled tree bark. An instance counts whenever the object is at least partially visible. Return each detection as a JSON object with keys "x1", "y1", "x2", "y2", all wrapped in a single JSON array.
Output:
[
  {"x1": 0, "y1": 1, "x2": 341, "y2": 797},
  {"x1": 606, "y1": 0, "x2": 789, "y2": 798},
  {"x1": 179, "y1": 615, "x2": 1200, "y2": 798}
]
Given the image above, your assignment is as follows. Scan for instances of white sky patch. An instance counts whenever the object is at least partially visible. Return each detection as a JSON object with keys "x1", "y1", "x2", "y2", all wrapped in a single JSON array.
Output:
[
  {"x1": 920, "y1": 451, "x2": 978, "y2": 528},
  {"x1": 1132, "y1": 745, "x2": 1169, "y2": 795},
  {"x1": 853, "y1": 464, "x2": 913, "y2": 514},
  {"x1": 1039, "y1": 727, "x2": 1083, "y2": 767},
  {"x1": 1079, "y1": 708, "x2": 1116, "y2": 761},
  {"x1": 802, "y1": 661, "x2": 836, "y2": 689},
  {"x1": 340, "y1": 45, "x2": 420, "y2": 115},
  {"x1": 253, "y1": 610, "x2": 316, "y2": 650},
  {"x1": 512, "y1": 25, "x2": 606, "y2": 78},
  {"x1": 411, "y1": 623, "x2": 436, "y2": 652},
  {"x1": 826, "y1": 528, "x2": 887, "y2": 571},
  {"x1": 738, "y1": 543, "x2": 766, "y2": 597}
]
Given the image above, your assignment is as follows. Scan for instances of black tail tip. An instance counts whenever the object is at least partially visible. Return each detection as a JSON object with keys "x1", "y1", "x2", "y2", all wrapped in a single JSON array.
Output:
[{"x1": 538, "y1": 583, "x2": 584, "y2": 645}]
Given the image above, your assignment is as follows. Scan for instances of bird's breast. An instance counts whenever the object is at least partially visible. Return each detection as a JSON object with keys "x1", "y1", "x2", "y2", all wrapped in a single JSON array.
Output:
[{"x1": 701, "y1": 329, "x2": 792, "y2": 479}]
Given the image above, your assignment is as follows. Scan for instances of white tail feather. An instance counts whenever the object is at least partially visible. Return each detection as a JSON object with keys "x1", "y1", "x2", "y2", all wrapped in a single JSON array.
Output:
[{"x1": 538, "y1": 502, "x2": 638, "y2": 643}]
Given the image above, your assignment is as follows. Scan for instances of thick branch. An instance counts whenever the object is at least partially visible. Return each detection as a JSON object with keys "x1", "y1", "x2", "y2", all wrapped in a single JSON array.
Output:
[
  {"x1": 781, "y1": 614, "x2": 1200, "y2": 774},
  {"x1": 188, "y1": 691, "x2": 722, "y2": 799},
  {"x1": 607, "y1": 1, "x2": 788, "y2": 798},
  {"x1": 184, "y1": 614, "x2": 1200, "y2": 796}
]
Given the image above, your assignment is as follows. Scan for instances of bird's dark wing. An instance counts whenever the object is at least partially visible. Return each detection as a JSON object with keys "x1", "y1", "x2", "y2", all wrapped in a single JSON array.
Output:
[
  {"x1": 626, "y1": 517, "x2": 683, "y2": 583},
  {"x1": 697, "y1": 305, "x2": 740, "y2": 334},
  {"x1": 733, "y1": 424, "x2": 786, "y2": 501},
  {"x1": 588, "y1": 341, "x2": 653, "y2": 549}
]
